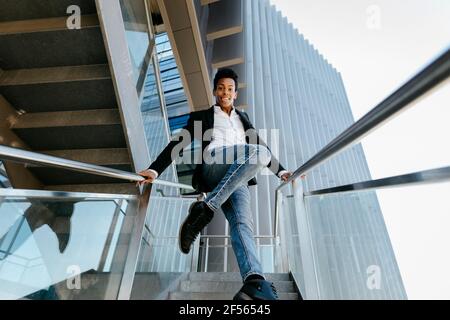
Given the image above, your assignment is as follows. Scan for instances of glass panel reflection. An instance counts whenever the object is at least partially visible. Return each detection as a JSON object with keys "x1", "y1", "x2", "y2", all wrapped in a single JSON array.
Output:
[
  {"x1": 0, "y1": 162, "x2": 11, "y2": 188},
  {"x1": 119, "y1": 0, "x2": 152, "y2": 94},
  {"x1": 0, "y1": 194, "x2": 137, "y2": 300},
  {"x1": 156, "y1": 33, "x2": 189, "y2": 118},
  {"x1": 279, "y1": 187, "x2": 409, "y2": 299},
  {"x1": 137, "y1": 197, "x2": 196, "y2": 273}
]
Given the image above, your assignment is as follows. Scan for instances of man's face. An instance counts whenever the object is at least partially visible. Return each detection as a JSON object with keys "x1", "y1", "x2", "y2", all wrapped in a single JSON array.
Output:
[{"x1": 214, "y1": 78, "x2": 238, "y2": 108}]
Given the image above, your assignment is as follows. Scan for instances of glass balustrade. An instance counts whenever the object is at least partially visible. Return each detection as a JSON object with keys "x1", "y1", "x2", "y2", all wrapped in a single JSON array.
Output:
[
  {"x1": 0, "y1": 190, "x2": 138, "y2": 300},
  {"x1": 197, "y1": 235, "x2": 283, "y2": 274},
  {"x1": 278, "y1": 179, "x2": 450, "y2": 300}
]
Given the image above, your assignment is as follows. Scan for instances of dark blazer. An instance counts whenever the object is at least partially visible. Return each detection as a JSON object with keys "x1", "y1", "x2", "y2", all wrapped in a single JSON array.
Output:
[{"x1": 148, "y1": 106, "x2": 286, "y2": 192}]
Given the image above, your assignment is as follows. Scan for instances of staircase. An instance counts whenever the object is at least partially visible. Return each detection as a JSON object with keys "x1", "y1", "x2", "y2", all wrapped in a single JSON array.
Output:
[
  {"x1": 167, "y1": 272, "x2": 301, "y2": 300},
  {"x1": 0, "y1": 0, "x2": 136, "y2": 194}
]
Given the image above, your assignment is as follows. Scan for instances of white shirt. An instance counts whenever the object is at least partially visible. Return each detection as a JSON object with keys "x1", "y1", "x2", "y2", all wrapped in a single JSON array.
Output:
[
  {"x1": 149, "y1": 105, "x2": 288, "y2": 178},
  {"x1": 206, "y1": 105, "x2": 246, "y2": 152}
]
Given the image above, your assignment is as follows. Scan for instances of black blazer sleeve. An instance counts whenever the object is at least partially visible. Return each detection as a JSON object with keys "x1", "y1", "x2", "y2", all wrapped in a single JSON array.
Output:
[
  {"x1": 242, "y1": 112, "x2": 286, "y2": 176},
  {"x1": 148, "y1": 112, "x2": 196, "y2": 174}
]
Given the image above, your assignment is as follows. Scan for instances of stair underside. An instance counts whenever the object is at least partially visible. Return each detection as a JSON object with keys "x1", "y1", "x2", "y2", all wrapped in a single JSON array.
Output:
[{"x1": 0, "y1": 0, "x2": 133, "y2": 192}]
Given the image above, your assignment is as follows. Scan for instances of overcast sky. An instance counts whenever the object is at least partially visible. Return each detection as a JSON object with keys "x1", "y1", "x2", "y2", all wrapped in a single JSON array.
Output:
[{"x1": 270, "y1": 0, "x2": 450, "y2": 299}]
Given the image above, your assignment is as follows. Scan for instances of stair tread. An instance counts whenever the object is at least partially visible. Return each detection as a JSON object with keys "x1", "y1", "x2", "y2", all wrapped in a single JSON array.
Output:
[
  {"x1": 0, "y1": 24, "x2": 107, "y2": 70},
  {"x1": 0, "y1": 79, "x2": 116, "y2": 113},
  {"x1": 44, "y1": 183, "x2": 138, "y2": 195},
  {"x1": 188, "y1": 272, "x2": 290, "y2": 281},
  {"x1": 169, "y1": 292, "x2": 299, "y2": 300},
  {"x1": 180, "y1": 280, "x2": 295, "y2": 293},
  {"x1": 29, "y1": 164, "x2": 132, "y2": 185},
  {"x1": 0, "y1": 0, "x2": 97, "y2": 22},
  {"x1": 12, "y1": 109, "x2": 121, "y2": 129},
  {"x1": 39, "y1": 148, "x2": 131, "y2": 165}
]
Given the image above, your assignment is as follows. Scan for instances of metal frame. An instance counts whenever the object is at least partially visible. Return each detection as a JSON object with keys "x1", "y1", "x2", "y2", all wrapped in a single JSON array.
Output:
[
  {"x1": 117, "y1": 184, "x2": 152, "y2": 300},
  {"x1": 198, "y1": 234, "x2": 281, "y2": 273},
  {"x1": 95, "y1": 0, "x2": 152, "y2": 173}
]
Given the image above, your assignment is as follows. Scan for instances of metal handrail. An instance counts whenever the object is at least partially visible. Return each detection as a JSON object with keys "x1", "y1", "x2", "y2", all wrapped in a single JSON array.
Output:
[
  {"x1": 0, "y1": 145, "x2": 194, "y2": 191},
  {"x1": 0, "y1": 187, "x2": 137, "y2": 200},
  {"x1": 304, "y1": 166, "x2": 450, "y2": 197},
  {"x1": 200, "y1": 235, "x2": 276, "y2": 239},
  {"x1": 274, "y1": 47, "x2": 450, "y2": 238}
]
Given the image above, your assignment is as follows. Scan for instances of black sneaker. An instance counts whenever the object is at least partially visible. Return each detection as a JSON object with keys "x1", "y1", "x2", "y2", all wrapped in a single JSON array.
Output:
[
  {"x1": 179, "y1": 201, "x2": 214, "y2": 254},
  {"x1": 233, "y1": 279, "x2": 279, "y2": 300}
]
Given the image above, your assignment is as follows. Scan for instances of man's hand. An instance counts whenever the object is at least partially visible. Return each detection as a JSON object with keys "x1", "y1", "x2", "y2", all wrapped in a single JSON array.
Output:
[
  {"x1": 280, "y1": 171, "x2": 293, "y2": 182},
  {"x1": 137, "y1": 169, "x2": 158, "y2": 186},
  {"x1": 280, "y1": 172, "x2": 307, "y2": 182}
]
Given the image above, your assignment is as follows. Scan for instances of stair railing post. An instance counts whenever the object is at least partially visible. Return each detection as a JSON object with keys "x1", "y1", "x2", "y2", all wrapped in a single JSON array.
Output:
[
  {"x1": 292, "y1": 179, "x2": 320, "y2": 299},
  {"x1": 117, "y1": 184, "x2": 152, "y2": 300},
  {"x1": 275, "y1": 190, "x2": 289, "y2": 273},
  {"x1": 204, "y1": 237, "x2": 210, "y2": 273}
]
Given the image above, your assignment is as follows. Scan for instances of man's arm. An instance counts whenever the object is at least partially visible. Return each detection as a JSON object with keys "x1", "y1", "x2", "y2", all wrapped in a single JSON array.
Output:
[
  {"x1": 242, "y1": 112, "x2": 287, "y2": 177},
  {"x1": 138, "y1": 113, "x2": 196, "y2": 185}
]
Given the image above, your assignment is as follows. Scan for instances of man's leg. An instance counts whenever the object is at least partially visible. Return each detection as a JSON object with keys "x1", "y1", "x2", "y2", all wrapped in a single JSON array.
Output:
[
  {"x1": 222, "y1": 186, "x2": 278, "y2": 300},
  {"x1": 178, "y1": 144, "x2": 271, "y2": 254},
  {"x1": 221, "y1": 185, "x2": 263, "y2": 281},
  {"x1": 204, "y1": 144, "x2": 271, "y2": 211}
]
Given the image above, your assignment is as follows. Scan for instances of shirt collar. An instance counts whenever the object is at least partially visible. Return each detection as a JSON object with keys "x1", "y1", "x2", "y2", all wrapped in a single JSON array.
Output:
[{"x1": 214, "y1": 105, "x2": 236, "y2": 116}]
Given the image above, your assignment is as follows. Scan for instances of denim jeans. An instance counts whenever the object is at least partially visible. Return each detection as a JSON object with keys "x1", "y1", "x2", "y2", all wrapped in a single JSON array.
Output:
[{"x1": 202, "y1": 144, "x2": 271, "y2": 281}]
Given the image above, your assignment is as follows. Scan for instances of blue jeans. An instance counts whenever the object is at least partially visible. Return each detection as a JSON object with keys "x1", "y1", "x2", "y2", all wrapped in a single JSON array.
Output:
[{"x1": 202, "y1": 144, "x2": 271, "y2": 281}]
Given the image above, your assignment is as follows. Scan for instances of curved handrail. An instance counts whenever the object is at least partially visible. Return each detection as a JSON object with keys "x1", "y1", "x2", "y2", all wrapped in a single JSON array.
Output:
[{"x1": 0, "y1": 144, "x2": 194, "y2": 191}]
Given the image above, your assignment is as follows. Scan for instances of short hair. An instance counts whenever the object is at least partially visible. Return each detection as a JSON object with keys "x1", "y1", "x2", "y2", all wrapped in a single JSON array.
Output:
[{"x1": 213, "y1": 68, "x2": 238, "y2": 91}]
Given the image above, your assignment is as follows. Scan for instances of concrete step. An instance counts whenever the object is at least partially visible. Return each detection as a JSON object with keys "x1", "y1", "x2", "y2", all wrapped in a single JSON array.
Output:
[
  {"x1": 0, "y1": 15, "x2": 107, "y2": 70},
  {"x1": 188, "y1": 272, "x2": 290, "y2": 282},
  {"x1": 43, "y1": 183, "x2": 139, "y2": 195},
  {"x1": 180, "y1": 280, "x2": 295, "y2": 293},
  {"x1": 40, "y1": 148, "x2": 131, "y2": 166},
  {"x1": 0, "y1": 65, "x2": 116, "y2": 113},
  {"x1": 169, "y1": 292, "x2": 299, "y2": 300},
  {"x1": 11, "y1": 109, "x2": 126, "y2": 151},
  {"x1": 33, "y1": 149, "x2": 133, "y2": 185},
  {"x1": 28, "y1": 164, "x2": 132, "y2": 185},
  {"x1": 0, "y1": 0, "x2": 97, "y2": 22},
  {"x1": 0, "y1": 14, "x2": 99, "y2": 35},
  {"x1": 12, "y1": 108, "x2": 121, "y2": 128}
]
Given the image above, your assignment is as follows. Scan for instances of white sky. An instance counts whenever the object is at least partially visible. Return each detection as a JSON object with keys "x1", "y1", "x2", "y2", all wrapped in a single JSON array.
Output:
[{"x1": 270, "y1": 0, "x2": 450, "y2": 299}]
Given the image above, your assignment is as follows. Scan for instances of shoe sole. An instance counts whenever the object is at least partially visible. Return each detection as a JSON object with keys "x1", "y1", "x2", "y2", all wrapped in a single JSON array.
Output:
[
  {"x1": 178, "y1": 201, "x2": 197, "y2": 255},
  {"x1": 233, "y1": 292, "x2": 254, "y2": 300},
  {"x1": 233, "y1": 291, "x2": 278, "y2": 300}
]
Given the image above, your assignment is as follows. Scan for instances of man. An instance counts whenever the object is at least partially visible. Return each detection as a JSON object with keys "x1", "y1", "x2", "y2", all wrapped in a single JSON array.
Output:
[{"x1": 138, "y1": 68, "x2": 292, "y2": 300}]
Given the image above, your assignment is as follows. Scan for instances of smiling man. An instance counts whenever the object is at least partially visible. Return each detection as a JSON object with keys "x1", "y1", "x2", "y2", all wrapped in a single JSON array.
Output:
[{"x1": 138, "y1": 68, "x2": 291, "y2": 300}]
